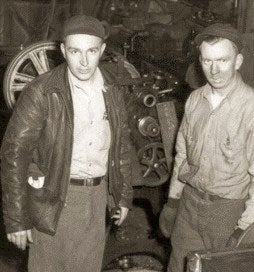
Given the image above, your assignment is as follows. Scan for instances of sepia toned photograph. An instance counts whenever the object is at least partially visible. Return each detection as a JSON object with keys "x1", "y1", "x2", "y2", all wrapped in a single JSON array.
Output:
[{"x1": 0, "y1": 0, "x2": 253, "y2": 271}]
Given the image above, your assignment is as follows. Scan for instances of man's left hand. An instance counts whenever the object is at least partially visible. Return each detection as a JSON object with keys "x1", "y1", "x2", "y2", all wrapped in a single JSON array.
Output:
[
  {"x1": 226, "y1": 228, "x2": 244, "y2": 248},
  {"x1": 111, "y1": 207, "x2": 129, "y2": 226}
]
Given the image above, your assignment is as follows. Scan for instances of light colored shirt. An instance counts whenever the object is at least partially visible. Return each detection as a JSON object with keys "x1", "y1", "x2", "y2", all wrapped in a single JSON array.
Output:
[
  {"x1": 210, "y1": 92, "x2": 225, "y2": 109},
  {"x1": 169, "y1": 73, "x2": 254, "y2": 229},
  {"x1": 68, "y1": 68, "x2": 111, "y2": 178}
]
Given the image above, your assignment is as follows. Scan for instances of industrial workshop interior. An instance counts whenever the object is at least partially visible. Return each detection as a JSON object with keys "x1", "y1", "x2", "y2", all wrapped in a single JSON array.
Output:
[{"x1": 0, "y1": 0, "x2": 254, "y2": 271}]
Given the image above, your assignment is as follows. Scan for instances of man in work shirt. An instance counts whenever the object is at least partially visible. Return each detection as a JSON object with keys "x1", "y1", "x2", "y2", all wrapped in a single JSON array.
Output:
[{"x1": 159, "y1": 23, "x2": 254, "y2": 272}]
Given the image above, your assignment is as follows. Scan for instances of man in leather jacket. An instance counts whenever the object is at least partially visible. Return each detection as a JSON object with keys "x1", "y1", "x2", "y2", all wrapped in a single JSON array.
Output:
[{"x1": 1, "y1": 15, "x2": 133, "y2": 272}]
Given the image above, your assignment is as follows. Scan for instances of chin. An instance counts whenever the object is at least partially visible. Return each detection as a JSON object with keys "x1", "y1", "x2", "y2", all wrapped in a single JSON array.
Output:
[
  {"x1": 211, "y1": 84, "x2": 225, "y2": 89},
  {"x1": 208, "y1": 80, "x2": 225, "y2": 89},
  {"x1": 77, "y1": 73, "x2": 92, "y2": 81}
]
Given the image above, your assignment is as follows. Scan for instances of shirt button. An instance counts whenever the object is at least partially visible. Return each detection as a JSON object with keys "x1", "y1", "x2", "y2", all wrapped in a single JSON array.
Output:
[
  {"x1": 89, "y1": 163, "x2": 92, "y2": 167},
  {"x1": 89, "y1": 142, "x2": 92, "y2": 146},
  {"x1": 64, "y1": 202, "x2": 67, "y2": 207}
]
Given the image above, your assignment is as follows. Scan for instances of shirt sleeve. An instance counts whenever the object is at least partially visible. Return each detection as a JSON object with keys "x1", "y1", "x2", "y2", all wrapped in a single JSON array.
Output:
[
  {"x1": 168, "y1": 96, "x2": 192, "y2": 199},
  {"x1": 238, "y1": 125, "x2": 254, "y2": 230},
  {"x1": 0, "y1": 86, "x2": 46, "y2": 233}
]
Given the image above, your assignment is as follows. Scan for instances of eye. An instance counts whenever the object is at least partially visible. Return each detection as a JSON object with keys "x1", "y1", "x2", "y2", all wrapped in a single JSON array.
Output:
[
  {"x1": 220, "y1": 59, "x2": 227, "y2": 63},
  {"x1": 89, "y1": 48, "x2": 98, "y2": 54},
  {"x1": 203, "y1": 59, "x2": 212, "y2": 65},
  {"x1": 70, "y1": 49, "x2": 78, "y2": 54}
]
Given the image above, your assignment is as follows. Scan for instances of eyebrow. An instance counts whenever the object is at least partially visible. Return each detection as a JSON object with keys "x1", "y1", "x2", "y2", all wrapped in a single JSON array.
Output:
[
  {"x1": 88, "y1": 46, "x2": 99, "y2": 50},
  {"x1": 67, "y1": 46, "x2": 80, "y2": 50},
  {"x1": 202, "y1": 55, "x2": 230, "y2": 60},
  {"x1": 67, "y1": 46, "x2": 99, "y2": 51}
]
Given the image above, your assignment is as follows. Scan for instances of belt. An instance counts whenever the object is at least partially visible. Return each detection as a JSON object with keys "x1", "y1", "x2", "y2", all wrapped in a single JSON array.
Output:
[
  {"x1": 70, "y1": 176, "x2": 104, "y2": 186},
  {"x1": 190, "y1": 186, "x2": 224, "y2": 201}
]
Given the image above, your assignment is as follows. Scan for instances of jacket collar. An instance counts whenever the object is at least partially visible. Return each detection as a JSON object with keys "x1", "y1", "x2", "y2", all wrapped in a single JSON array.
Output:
[
  {"x1": 43, "y1": 63, "x2": 71, "y2": 97},
  {"x1": 41, "y1": 62, "x2": 117, "y2": 128},
  {"x1": 43, "y1": 62, "x2": 115, "y2": 95}
]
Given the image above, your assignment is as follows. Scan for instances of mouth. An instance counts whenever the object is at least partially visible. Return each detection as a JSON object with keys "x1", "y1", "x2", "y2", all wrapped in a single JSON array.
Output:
[
  {"x1": 78, "y1": 68, "x2": 90, "y2": 74},
  {"x1": 210, "y1": 78, "x2": 222, "y2": 83}
]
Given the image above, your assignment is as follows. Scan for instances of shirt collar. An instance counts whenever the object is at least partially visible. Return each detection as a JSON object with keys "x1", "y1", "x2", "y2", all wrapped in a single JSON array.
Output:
[
  {"x1": 203, "y1": 72, "x2": 245, "y2": 108},
  {"x1": 67, "y1": 67, "x2": 106, "y2": 93}
]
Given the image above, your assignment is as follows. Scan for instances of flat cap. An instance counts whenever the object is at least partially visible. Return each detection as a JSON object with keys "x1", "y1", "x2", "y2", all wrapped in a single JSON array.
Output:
[
  {"x1": 62, "y1": 15, "x2": 109, "y2": 40},
  {"x1": 194, "y1": 23, "x2": 243, "y2": 51}
]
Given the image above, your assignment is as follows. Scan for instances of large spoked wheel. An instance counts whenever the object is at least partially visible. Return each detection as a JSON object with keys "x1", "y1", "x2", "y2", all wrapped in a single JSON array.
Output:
[
  {"x1": 138, "y1": 143, "x2": 170, "y2": 187},
  {"x1": 3, "y1": 41, "x2": 64, "y2": 109}
]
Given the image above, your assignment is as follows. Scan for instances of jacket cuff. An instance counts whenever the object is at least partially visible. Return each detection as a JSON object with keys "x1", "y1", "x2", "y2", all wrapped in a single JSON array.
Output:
[
  {"x1": 119, "y1": 197, "x2": 133, "y2": 210},
  {"x1": 4, "y1": 219, "x2": 33, "y2": 234}
]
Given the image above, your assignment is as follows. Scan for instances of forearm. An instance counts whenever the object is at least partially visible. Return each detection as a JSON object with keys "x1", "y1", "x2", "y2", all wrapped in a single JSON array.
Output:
[
  {"x1": 168, "y1": 121, "x2": 187, "y2": 199},
  {"x1": 1, "y1": 128, "x2": 34, "y2": 232},
  {"x1": 118, "y1": 141, "x2": 133, "y2": 209},
  {"x1": 239, "y1": 127, "x2": 254, "y2": 229},
  {"x1": 1, "y1": 87, "x2": 45, "y2": 232},
  {"x1": 237, "y1": 182, "x2": 254, "y2": 230},
  {"x1": 168, "y1": 179, "x2": 186, "y2": 199},
  {"x1": 118, "y1": 95, "x2": 134, "y2": 208}
]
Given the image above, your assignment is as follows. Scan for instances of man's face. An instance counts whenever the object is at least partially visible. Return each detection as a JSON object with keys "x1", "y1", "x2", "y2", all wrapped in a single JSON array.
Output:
[
  {"x1": 199, "y1": 39, "x2": 243, "y2": 90},
  {"x1": 60, "y1": 34, "x2": 106, "y2": 81}
]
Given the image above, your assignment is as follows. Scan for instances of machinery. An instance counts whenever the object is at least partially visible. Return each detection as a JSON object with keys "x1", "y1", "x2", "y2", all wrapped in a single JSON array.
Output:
[
  {"x1": 187, "y1": 223, "x2": 254, "y2": 272},
  {"x1": 0, "y1": 1, "x2": 242, "y2": 271}
]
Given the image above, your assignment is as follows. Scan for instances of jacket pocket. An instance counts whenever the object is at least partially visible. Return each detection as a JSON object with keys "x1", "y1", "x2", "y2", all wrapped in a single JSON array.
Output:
[
  {"x1": 27, "y1": 184, "x2": 46, "y2": 226},
  {"x1": 28, "y1": 162, "x2": 45, "y2": 179},
  {"x1": 27, "y1": 185, "x2": 63, "y2": 235}
]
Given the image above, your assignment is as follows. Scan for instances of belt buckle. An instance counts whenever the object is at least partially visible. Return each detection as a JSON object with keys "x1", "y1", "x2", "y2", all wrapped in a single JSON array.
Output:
[{"x1": 84, "y1": 178, "x2": 94, "y2": 186}]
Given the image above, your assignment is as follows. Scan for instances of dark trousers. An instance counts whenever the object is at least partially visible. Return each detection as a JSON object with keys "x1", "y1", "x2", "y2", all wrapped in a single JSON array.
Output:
[
  {"x1": 168, "y1": 185, "x2": 246, "y2": 272},
  {"x1": 28, "y1": 181, "x2": 107, "y2": 272}
]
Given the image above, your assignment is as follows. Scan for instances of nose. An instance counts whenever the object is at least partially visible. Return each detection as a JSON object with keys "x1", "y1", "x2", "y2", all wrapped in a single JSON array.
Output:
[
  {"x1": 210, "y1": 61, "x2": 219, "y2": 75},
  {"x1": 80, "y1": 53, "x2": 88, "y2": 66}
]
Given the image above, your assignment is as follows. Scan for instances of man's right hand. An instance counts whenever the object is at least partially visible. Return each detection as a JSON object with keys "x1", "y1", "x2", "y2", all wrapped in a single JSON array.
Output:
[
  {"x1": 159, "y1": 198, "x2": 180, "y2": 238},
  {"x1": 7, "y1": 229, "x2": 33, "y2": 250}
]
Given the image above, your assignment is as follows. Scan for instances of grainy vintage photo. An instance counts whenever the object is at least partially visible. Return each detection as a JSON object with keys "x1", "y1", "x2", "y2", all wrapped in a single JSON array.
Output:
[{"x1": 0, "y1": 0, "x2": 253, "y2": 271}]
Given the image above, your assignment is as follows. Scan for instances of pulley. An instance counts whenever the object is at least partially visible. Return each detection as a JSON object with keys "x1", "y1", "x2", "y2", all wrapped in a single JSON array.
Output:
[
  {"x1": 135, "y1": 90, "x2": 157, "y2": 107},
  {"x1": 137, "y1": 142, "x2": 170, "y2": 187},
  {"x1": 138, "y1": 116, "x2": 160, "y2": 137}
]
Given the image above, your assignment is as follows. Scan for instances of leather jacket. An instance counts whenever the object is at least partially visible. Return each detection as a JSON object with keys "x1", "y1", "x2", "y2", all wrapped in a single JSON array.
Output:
[{"x1": 1, "y1": 62, "x2": 133, "y2": 235}]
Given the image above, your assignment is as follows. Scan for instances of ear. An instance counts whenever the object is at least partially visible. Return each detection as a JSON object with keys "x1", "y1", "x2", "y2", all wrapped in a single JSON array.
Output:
[
  {"x1": 100, "y1": 43, "x2": 106, "y2": 57},
  {"x1": 60, "y1": 43, "x2": 66, "y2": 59},
  {"x1": 235, "y1": 53, "x2": 243, "y2": 70},
  {"x1": 199, "y1": 54, "x2": 202, "y2": 64}
]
